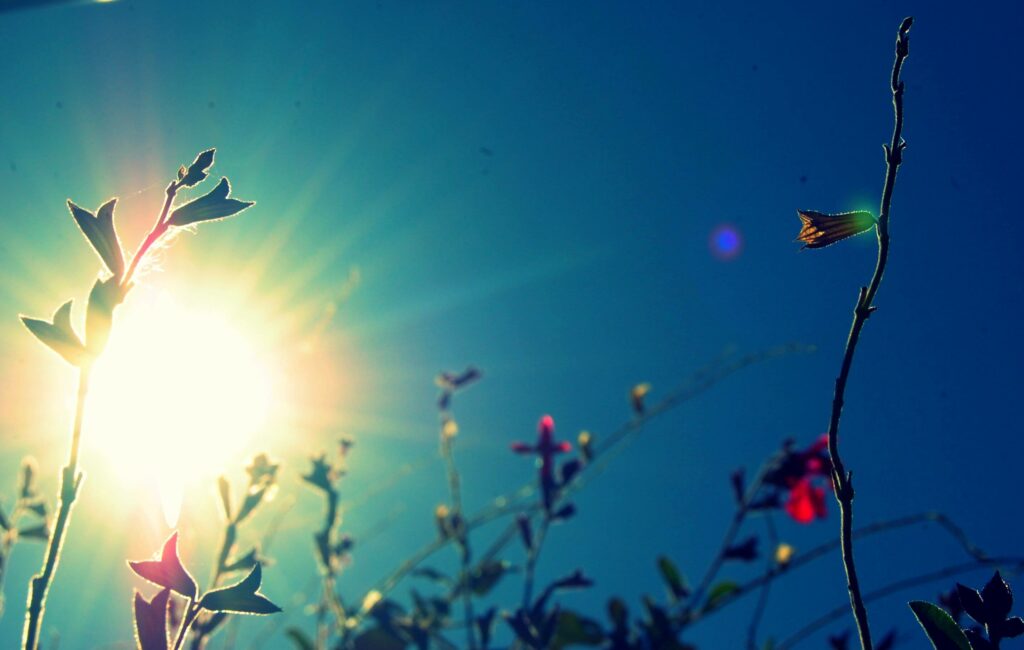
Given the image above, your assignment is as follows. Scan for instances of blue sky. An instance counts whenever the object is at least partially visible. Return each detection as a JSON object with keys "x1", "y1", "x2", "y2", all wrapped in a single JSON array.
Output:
[{"x1": 0, "y1": 1, "x2": 1022, "y2": 647}]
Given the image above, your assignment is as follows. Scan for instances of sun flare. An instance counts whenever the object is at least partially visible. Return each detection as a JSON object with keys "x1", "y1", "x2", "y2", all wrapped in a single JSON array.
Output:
[{"x1": 87, "y1": 289, "x2": 275, "y2": 526}]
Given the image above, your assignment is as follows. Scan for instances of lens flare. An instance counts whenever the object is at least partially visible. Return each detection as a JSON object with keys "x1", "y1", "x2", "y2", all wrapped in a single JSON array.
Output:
[
  {"x1": 87, "y1": 289, "x2": 275, "y2": 526},
  {"x1": 709, "y1": 224, "x2": 743, "y2": 260}
]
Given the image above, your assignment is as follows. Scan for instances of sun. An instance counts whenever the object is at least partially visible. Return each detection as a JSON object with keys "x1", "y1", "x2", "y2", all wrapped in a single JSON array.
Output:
[{"x1": 86, "y1": 288, "x2": 276, "y2": 526}]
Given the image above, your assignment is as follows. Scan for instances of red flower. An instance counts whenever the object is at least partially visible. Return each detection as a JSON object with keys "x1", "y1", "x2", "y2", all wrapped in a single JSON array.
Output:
[
  {"x1": 512, "y1": 415, "x2": 572, "y2": 511},
  {"x1": 784, "y1": 478, "x2": 828, "y2": 524},
  {"x1": 511, "y1": 415, "x2": 571, "y2": 480}
]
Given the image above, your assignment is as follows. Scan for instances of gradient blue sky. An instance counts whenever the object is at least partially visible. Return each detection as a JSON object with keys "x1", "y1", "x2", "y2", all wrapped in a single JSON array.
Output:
[{"x1": 0, "y1": 1, "x2": 1022, "y2": 647}]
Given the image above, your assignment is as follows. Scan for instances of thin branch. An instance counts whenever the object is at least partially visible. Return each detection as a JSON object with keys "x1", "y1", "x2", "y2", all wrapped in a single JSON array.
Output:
[
  {"x1": 22, "y1": 366, "x2": 90, "y2": 650},
  {"x1": 823, "y1": 17, "x2": 913, "y2": 650},
  {"x1": 681, "y1": 510, "x2": 987, "y2": 625},
  {"x1": 747, "y1": 514, "x2": 779, "y2": 650}
]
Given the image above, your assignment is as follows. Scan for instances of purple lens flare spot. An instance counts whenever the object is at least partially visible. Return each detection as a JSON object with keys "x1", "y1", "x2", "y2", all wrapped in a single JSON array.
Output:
[{"x1": 710, "y1": 224, "x2": 743, "y2": 260}]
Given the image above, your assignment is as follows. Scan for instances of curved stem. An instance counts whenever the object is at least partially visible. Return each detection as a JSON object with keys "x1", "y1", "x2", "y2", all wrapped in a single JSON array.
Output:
[
  {"x1": 823, "y1": 17, "x2": 913, "y2": 650},
  {"x1": 21, "y1": 366, "x2": 90, "y2": 650}
]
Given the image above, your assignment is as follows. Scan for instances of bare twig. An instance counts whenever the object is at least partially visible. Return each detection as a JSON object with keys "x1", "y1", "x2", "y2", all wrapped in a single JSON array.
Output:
[{"x1": 822, "y1": 17, "x2": 913, "y2": 650}]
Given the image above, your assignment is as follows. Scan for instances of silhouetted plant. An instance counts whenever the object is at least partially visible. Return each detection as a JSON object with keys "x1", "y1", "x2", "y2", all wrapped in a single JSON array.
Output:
[
  {"x1": 128, "y1": 532, "x2": 281, "y2": 650},
  {"x1": 0, "y1": 459, "x2": 51, "y2": 619},
  {"x1": 911, "y1": 572, "x2": 1024, "y2": 650},
  {"x1": 795, "y1": 16, "x2": 914, "y2": 650},
  {"x1": 186, "y1": 454, "x2": 281, "y2": 649},
  {"x1": 18, "y1": 148, "x2": 253, "y2": 649}
]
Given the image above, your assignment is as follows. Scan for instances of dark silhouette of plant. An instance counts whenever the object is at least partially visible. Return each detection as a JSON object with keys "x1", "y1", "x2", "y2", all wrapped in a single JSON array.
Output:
[
  {"x1": 187, "y1": 454, "x2": 281, "y2": 649},
  {"x1": 795, "y1": 16, "x2": 914, "y2": 650},
  {"x1": 911, "y1": 572, "x2": 1024, "y2": 650},
  {"x1": 128, "y1": 532, "x2": 281, "y2": 650},
  {"x1": 0, "y1": 459, "x2": 51, "y2": 619},
  {"x1": 18, "y1": 148, "x2": 254, "y2": 649}
]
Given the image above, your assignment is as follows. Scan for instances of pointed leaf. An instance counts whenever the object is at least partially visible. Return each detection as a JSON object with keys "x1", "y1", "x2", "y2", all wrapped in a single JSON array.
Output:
[
  {"x1": 68, "y1": 198, "x2": 125, "y2": 278},
  {"x1": 551, "y1": 610, "x2": 604, "y2": 649},
  {"x1": 86, "y1": 276, "x2": 125, "y2": 356},
  {"x1": 909, "y1": 601, "x2": 973, "y2": 650},
  {"x1": 199, "y1": 564, "x2": 281, "y2": 615},
  {"x1": 168, "y1": 177, "x2": 254, "y2": 226},
  {"x1": 128, "y1": 533, "x2": 198, "y2": 599},
  {"x1": 17, "y1": 524, "x2": 49, "y2": 541},
  {"x1": 133, "y1": 588, "x2": 170, "y2": 650},
  {"x1": 217, "y1": 476, "x2": 233, "y2": 522},
  {"x1": 180, "y1": 149, "x2": 215, "y2": 187},
  {"x1": 981, "y1": 571, "x2": 1013, "y2": 622},
  {"x1": 285, "y1": 628, "x2": 315, "y2": 650},
  {"x1": 657, "y1": 556, "x2": 690, "y2": 601},
  {"x1": 21, "y1": 300, "x2": 87, "y2": 366},
  {"x1": 706, "y1": 581, "x2": 739, "y2": 609},
  {"x1": 956, "y1": 583, "x2": 987, "y2": 626}
]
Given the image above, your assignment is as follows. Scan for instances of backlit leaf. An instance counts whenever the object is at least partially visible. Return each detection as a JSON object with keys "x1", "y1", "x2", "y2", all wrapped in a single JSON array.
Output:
[
  {"x1": 909, "y1": 601, "x2": 972, "y2": 650},
  {"x1": 21, "y1": 300, "x2": 87, "y2": 366},
  {"x1": 168, "y1": 177, "x2": 254, "y2": 227},
  {"x1": 199, "y1": 564, "x2": 281, "y2": 615},
  {"x1": 706, "y1": 581, "x2": 740, "y2": 609},
  {"x1": 68, "y1": 198, "x2": 125, "y2": 278},
  {"x1": 657, "y1": 556, "x2": 689, "y2": 601},
  {"x1": 179, "y1": 148, "x2": 215, "y2": 188},
  {"x1": 133, "y1": 588, "x2": 170, "y2": 650},
  {"x1": 285, "y1": 628, "x2": 315, "y2": 650},
  {"x1": 128, "y1": 532, "x2": 198, "y2": 599},
  {"x1": 85, "y1": 276, "x2": 125, "y2": 356}
]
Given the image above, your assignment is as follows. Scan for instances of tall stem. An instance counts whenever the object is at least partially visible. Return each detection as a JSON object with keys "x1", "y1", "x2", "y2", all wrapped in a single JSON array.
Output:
[
  {"x1": 824, "y1": 17, "x2": 913, "y2": 650},
  {"x1": 22, "y1": 366, "x2": 91, "y2": 650}
]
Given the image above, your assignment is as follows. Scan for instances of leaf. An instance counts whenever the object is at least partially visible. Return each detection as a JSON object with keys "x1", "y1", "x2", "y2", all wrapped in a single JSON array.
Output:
[
  {"x1": 217, "y1": 476, "x2": 232, "y2": 522},
  {"x1": 551, "y1": 610, "x2": 605, "y2": 649},
  {"x1": 656, "y1": 556, "x2": 689, "y2": 601},
  {"x1": 957, "y1": 582, "x2": 987, "y2": 626},
  {"x1": 199, "y1": 563, "x2": 281, "y2": 615},
  {"x1": 234, "y1": 484, "x2": 268, "y2": 524},
  {"x1": 795, "y1": 210, "x2": 877, "y2": 249},
  {"x1": 981, "y1": 571, "x2": 1013, "y2": 622},
  {"x1": 469, "y1": 560, "x2": 512, "y2": 597},
  {"x1": 180, "y1": 149, "x2": 215, "y2": 188},
  {"x1": 133, "y1": 588, "x2": 170, "y2": 650},
  {"x1": 909, "y1": 601, "x2": 973, "y2": 650},
  {"x1": 999, "y1": 616, "x2": 1024, "y2": 638},
  {"x1": 221, "y1": 547, "x2": 261, "y2": 574},
  {"x1": 410, "y1": 567, "x2": 451, "y2": 584},
  {"x1": 17, "y1": 524, "x2": 49, "y2": 541},
  {"x1": 706, "y1": 581, "x2": 739, "y2": 609},
  {"x1": 85, "y1": 276, "x2": 125, "y2": 356},
  {"x1": 21, "y1": 300, "x2": 87, "y2": 366},
  {"x1": 68, "y1": 198, "x2": 125, "y2": 278},
  {"x1": 168, "y1": 177, "x2": 254, "y2": 227},
  {"x1": 352, "y1": 627, "x2": 407, "y2": 650},
  {"x1": 285, "y1": 627, "x2": 315, "y2": 650},
  {"x1": 128, "y1": 532, "x2": 198, "y2": 599}
]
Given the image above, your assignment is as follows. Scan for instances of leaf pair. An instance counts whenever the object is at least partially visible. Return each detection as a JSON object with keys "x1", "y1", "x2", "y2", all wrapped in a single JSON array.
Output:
[
  {"x1": 130, "y1": 533, "x2": 280, "y2": 650},
  {"x1": 911, "y1": 572, "x2": 1024, "y2": 650}
]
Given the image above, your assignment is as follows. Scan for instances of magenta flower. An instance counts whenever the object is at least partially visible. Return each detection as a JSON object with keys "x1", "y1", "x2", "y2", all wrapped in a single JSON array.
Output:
[{"x1": 512, "y1": 415, "x2": 572, "y2": 511}]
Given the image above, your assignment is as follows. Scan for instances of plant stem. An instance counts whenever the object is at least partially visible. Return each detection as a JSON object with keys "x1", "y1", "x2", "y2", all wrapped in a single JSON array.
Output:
[
  {"x1": 521, "y1": 515, "x2": 551, "y2": 611},
  {"x1": 823, "y1": 17, "x2": 912, "y2": 650},
  {"x1": 21, "y1": 366, "x2": 90, "y2": 650},
  {"x1": 172, "y1": 601, "x2": 200, "y2": 650},
  {"x1": 441, "y1": 434, "x2": 477, "y2": 650},
  {"x1": 122, "y1": 180, "x2": 180, "y2": 288}
]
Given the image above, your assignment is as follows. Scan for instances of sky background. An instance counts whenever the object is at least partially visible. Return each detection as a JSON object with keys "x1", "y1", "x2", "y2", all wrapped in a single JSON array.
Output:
[{"x1": 0, "y1": 1, "x2": 1022, "y2": 648}]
